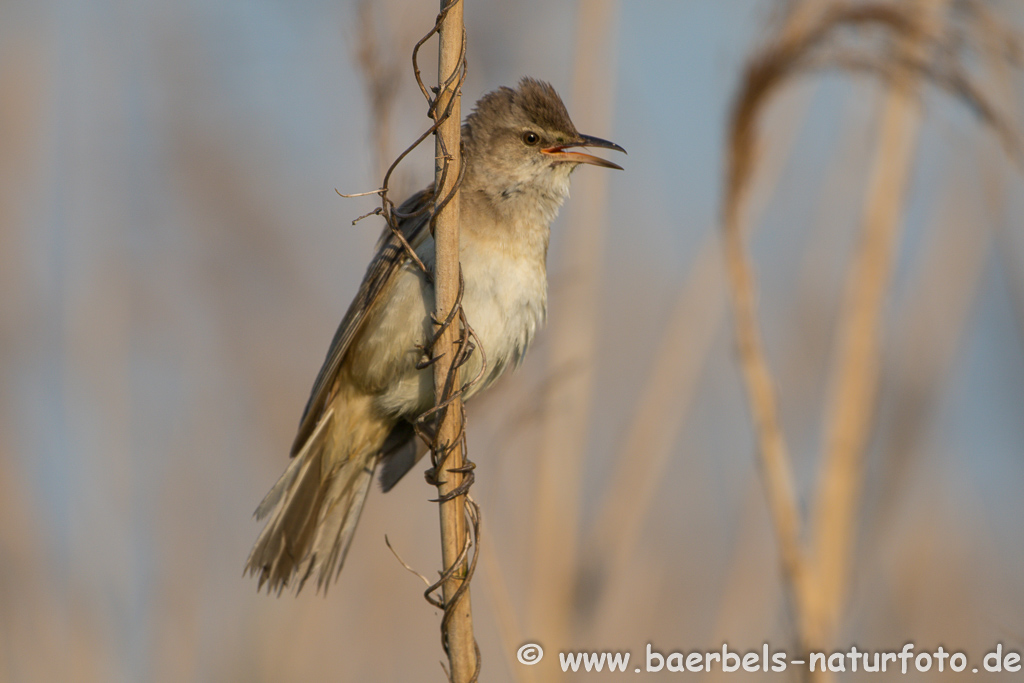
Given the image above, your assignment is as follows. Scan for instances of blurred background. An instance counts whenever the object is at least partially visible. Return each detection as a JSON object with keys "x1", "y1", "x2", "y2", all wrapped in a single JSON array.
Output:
[{"x1": 3, "y1": 0, "x2": 1024, "y2": 680}]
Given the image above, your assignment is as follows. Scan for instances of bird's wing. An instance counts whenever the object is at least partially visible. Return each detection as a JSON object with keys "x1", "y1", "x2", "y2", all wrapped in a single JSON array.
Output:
[{"x1": 290, "y1": 187, "x2": 434, "y2": 456}]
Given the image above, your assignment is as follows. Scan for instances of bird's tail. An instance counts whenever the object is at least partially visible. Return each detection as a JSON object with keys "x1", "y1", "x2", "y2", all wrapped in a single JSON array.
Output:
[{"x1": 245, "y1": 407, "x2": 380, "y2": 594}]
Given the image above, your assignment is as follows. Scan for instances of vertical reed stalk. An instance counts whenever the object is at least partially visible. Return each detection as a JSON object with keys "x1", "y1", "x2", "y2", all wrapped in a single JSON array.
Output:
[
  {"x1": 529, "y1": 0, "x2": 619, "y2": 657},
  {"x1": 433, "y1": 0, "x2": 475, "y2": 680},
  {"x1": 586, "y1": 82, "x2": 813, "y2": 634},
  {"x1": 808, "y1": 0, "x2": 942, "y2": 646}
]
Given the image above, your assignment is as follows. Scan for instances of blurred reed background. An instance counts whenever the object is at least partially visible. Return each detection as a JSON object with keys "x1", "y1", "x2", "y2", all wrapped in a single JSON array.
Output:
[{"x1": 2, "y1": 0, "x2": 1024, "y2": 680}]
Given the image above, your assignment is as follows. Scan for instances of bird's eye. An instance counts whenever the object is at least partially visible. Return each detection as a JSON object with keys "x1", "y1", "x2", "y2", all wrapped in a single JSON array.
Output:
[{"x1": 522, "y1": 131, "x2": 540, "y2": 146}]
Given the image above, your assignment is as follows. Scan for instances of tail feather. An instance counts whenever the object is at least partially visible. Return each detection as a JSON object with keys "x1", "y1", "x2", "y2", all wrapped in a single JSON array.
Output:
[
  {"x1": 254, "y1": 409, "x2": 334, "y2": 522},
  {"x1": 245, "y1": 408, "x2": 380, "y2": 594},
  {"x1": 301, "y1": 459, "x2": 375, "y2": 592}
]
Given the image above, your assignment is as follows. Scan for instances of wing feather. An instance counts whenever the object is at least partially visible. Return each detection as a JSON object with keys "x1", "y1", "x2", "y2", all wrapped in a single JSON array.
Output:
[{"x1": 290, "y1": 187, "x2": 434, "y2": 456}]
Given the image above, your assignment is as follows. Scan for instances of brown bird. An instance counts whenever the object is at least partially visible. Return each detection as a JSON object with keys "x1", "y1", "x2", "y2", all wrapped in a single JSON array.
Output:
[{"x1": 246, "y1": 77, "x2": 625, "y2": 594}]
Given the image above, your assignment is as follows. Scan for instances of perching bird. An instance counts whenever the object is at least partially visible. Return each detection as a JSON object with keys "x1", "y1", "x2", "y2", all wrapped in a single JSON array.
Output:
[{"x1": 246, "y1": 77, "x2": 624, "y2": 594}]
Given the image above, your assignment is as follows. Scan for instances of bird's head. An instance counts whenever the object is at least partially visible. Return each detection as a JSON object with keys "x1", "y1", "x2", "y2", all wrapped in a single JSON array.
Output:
[{"x1": 462, "y1": 78, "x2": 625, "y2": 209}]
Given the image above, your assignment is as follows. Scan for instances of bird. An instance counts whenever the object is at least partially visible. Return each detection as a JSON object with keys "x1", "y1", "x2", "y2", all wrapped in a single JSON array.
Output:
[{"x1": 245, "y1": 77, "x2": 625, "y2": 594}]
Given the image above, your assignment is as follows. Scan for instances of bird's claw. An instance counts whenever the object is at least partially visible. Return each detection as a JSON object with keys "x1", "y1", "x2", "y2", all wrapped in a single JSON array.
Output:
[{"x1": 416, "y1": 352, "x2": 444, "y2": 370}]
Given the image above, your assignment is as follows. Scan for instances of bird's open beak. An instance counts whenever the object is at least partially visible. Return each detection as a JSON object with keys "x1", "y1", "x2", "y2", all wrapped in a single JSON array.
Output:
[{"x1": 542, "y1": 134, "x2": 626, "y2": 170}]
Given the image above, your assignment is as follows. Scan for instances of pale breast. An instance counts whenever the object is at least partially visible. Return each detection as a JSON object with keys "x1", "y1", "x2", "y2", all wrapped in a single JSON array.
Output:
[
  {"x1": 365, "y1": 237, "x2": 547, "y2": 420},
  {"x1": 362, "y1": 184, "x2": 553, "y2": 419},
  {"x1": 458, "y1": 239, "x2": 548, "y2": 400}
]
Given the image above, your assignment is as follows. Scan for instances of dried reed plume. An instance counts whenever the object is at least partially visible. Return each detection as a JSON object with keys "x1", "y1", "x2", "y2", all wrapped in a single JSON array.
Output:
[{"x1": 721, "y1": 0, "x2": 1022, "y2": 670}]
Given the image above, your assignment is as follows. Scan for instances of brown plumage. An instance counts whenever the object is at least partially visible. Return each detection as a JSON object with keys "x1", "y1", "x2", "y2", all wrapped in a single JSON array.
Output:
[{"x1": 245, "y1": 78, "x2": 624, "y2": 594}]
